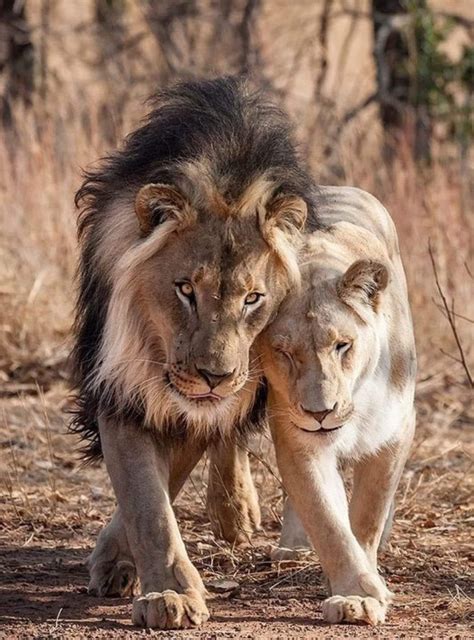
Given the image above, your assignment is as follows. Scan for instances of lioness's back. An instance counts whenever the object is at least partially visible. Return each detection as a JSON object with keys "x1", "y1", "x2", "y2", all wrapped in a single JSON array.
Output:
[{"x1": 317, "y1": 186, "x2": 400, "y2": 260}]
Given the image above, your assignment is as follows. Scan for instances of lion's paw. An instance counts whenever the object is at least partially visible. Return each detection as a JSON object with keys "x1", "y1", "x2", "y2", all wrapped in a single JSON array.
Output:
[
  {"x1": 132, "y1": 590, "x2": 209, "y2": 629},
  {"x1": 322, "y1": 594, "x2": 386, "y2": 626},
  {"x1": 88, "y1": 559, "x2": 138, "y2": 597}
]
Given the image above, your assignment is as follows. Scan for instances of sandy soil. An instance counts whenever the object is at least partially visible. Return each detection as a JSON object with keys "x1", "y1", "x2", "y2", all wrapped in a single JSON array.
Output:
[{"x1": 1, "y1": 374, "x2": 472, "y2": 639}]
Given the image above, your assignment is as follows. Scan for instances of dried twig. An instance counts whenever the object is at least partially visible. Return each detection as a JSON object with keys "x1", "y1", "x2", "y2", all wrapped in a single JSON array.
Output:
[
  {"x1": 243, "y1": 445, "x2": 284, "y2": 489},
  {"x1": 435, "y1": 302, "x2": 474, "y2": 324},
  {"x1": 428, "y1": 242, "x2": 473, "y2": 387}
]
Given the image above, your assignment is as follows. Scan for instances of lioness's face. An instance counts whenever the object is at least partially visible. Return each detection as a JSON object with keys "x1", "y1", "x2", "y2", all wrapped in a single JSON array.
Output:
[
  {"x1": 137, "y1": 213, "x2": 291, "y2": 412},
  {"x1": 261, "y1": 259, "x2": 388, "y2": 435}
]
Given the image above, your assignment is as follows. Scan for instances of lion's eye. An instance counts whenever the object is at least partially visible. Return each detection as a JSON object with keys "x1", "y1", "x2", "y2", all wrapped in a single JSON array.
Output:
[
  {"x1": 176, "y1": 281, "x2": 194, "y2": 300},
  {"x1": 244, "y1": 292, "x2": 263, "y2": 306},
  {"x1": 277, "y1": 348, "x2": 294, "y2": 365},
  {"x1": 336, "y1": 341, "x2": 352, "y2": 355}
]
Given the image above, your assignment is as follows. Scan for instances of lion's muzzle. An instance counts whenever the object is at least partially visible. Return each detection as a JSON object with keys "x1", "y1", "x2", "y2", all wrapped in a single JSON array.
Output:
[{"x1": 167, "y1": 364, "x2": 248, "y2": 403}]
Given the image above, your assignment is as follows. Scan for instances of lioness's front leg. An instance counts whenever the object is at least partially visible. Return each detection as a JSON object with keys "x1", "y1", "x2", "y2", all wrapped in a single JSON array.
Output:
[
  {"x1": 99, "y1": 417, "x2": 209, "y2": 629},
  {"x1": 350, "y1": 413, "x2": 415, "y2": 570},
  {"x1": 207, "y1": 440, "x2": 261, "y2": 544},
  {"x1": 272, "y1": 425, "x2": 392, "y2": 626},
  {"x1": 271, "y1": 498, "x2": 312, "y2": 561}
]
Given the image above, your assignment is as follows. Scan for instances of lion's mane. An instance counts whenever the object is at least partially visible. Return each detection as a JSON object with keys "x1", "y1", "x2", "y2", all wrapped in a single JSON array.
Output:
[{"x1": 70, "y1": 76, "x2": 318, "y2": 460}]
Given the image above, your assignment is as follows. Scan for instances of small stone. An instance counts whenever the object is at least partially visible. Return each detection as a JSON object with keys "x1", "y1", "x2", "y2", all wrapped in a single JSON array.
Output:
[{"x1": 207, "y1": 579, "x2": 240, "y2": 593}]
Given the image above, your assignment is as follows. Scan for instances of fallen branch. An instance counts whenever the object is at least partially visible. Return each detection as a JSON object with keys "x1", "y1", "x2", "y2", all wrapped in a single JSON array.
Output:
[{"x1": 428, "y1": 242, "x2": 473, "y2": 387}]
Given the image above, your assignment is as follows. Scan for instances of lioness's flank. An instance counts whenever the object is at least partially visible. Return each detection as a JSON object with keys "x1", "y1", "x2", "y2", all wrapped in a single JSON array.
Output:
[
  {"x1": 70, "y1": 77, "x2": 317, "y2": 629},
  {"x1": 260, "y1": 186, "x2": 416, "y2": 626}
]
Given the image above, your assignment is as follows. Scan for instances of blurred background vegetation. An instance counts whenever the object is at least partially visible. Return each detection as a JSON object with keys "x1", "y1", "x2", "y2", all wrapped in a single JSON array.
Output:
[{"x1": 0, "y1": 0, "x2": 472, "y2": 384}]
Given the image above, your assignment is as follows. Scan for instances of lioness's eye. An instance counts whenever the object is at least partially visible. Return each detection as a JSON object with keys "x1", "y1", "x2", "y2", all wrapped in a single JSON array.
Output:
[
  {"x1": 244, "y1": 292, "x2": 263, "y2": 306},
  {"x1": 336, "y1": 341, "x2": 352, "y2": 355},
  {"x1": 176, "y1": 281, "x2": 194, "y2": 299}
]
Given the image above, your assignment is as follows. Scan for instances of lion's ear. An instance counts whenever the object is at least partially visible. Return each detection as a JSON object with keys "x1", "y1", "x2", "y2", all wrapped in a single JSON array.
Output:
[
  {"x1": 263, "y1": 194, "x2": 307, "y2": 235},
  {"x1": 258, "y1": 194, "x2": 307, "y2": 288},
  {"x1": 134, "y1": 183, "x2": 190, "y2": 236},
  {"x1": 337, "y1": 259, "x2": 389, "y2": 308}
]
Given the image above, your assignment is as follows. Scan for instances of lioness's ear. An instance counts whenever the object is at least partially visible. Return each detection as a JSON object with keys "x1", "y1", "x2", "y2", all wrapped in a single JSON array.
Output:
[
  {"x1": 338, "y1": 259, "x2": 389, "y2": 307},
  {"x1": 134, "y1": 183, "x2": 190, "y2": 236},
  {"x1": 263, "y1": 194, "x2": 307, "y2": 235}
]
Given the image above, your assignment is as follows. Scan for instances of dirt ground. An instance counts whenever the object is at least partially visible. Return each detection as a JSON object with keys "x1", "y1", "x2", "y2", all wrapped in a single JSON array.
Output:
[{"x1": 1, "y1": 368, "x2": 472, "y2": 639}]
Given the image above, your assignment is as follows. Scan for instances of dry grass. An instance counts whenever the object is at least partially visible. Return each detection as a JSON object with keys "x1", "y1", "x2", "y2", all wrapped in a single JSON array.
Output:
[{"x1": 0, "y1": 1, "x2": 473, "y2": 637}]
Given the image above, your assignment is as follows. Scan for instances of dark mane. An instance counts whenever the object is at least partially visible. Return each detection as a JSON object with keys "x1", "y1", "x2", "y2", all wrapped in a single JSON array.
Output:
[{"x1": 70, "y1": 76, "x2": 318, "y2": 461}]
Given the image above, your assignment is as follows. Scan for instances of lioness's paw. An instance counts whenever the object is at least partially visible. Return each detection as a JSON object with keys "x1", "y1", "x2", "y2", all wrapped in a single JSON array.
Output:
[
  {"x1": 88, "y1": 559, "x2": 138, "y2": 597},
  {"x1": 322, "y1": 595, "x2": 386, "y2": 626},
  {"x1": 132, "y1": 590, "x2": 210, "y2": 629},
  {"x1": 330, "y1": 571, "x2": 393, "y2": 603},
  {"x1": 359, "y1": 571, "x2": 393, "y2": 601}
]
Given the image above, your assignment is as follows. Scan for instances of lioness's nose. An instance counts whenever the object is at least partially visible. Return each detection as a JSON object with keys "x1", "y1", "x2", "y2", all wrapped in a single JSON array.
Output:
[
  {"x1": 196, "y1": 367, "x2": 235, "y2": 389},
  {"x1": 301, "y1": 404, "x2": 336, "y2": 423}
]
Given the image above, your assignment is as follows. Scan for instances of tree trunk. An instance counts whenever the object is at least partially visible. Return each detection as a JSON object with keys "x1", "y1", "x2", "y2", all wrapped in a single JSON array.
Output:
[
  {"x1": 0, "y1": 0, "x2": 36, "y2": 123},
  {"x1": 372, "y1": 0, "x2": 431, "y2": 160}
]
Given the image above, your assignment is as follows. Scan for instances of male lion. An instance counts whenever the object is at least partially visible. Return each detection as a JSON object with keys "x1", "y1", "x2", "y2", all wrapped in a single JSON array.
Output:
[
  {"x1": 259, "y1": 186, "x2": 416, "y2": 626},
  {"x1": 70, "y1": 77, "x2": 317, "y2": 629}
]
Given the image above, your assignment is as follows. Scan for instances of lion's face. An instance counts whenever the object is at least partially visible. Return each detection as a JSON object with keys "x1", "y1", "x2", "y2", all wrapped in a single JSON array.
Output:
[
  {"x1": 261, "y1": 259, "x2": 389, "y2": 435},
  {"x1": 138, "y1": 215, "x2": 286, "y2": 414},
  {"x1": 95, "y1": 178, "x2": 307, "y2": 428}
]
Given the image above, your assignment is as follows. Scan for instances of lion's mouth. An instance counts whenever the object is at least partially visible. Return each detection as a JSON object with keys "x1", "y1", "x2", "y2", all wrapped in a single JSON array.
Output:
[
  {"x1": 187, "y1": 391, "x2": 223, "y2": 402},
  {"x1": 167, "y1": 376, "x2": 224, "y2": 404}
]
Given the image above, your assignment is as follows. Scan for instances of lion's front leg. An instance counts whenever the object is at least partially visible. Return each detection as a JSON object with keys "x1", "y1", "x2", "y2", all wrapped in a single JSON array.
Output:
[
  {"x1": 87, "y1": 508, "x2": 137, "y2": 597},
  {"x1": 88, "y1": 438, "x2": 206, "y2": 600},
  {"x1": 99, "y1": 417, "x2": 209, "y2": 630},
  {"x1": 272, "y1": 427, "x2": 392, "y2": 626},
  {"x1": 207, "y1": 440, "x2": 261, "y2": 544},
  {"x1": 349, "y1": 413, "x2": 415, "y2": 570}
]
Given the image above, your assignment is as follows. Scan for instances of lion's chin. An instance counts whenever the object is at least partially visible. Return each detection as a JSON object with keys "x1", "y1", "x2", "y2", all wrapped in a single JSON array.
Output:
[{"x1": 168, "y1": 385, "x2": 238, "y2": 425}]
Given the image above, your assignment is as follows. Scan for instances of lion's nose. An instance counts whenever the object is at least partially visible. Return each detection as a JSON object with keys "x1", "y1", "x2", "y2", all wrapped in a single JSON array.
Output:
[
  {"x1": 196, "y1": 367, "x2": 235, "y2": 389},
  {"x1": 301, "y1": 404, "x2": 336, "y2": 423}
]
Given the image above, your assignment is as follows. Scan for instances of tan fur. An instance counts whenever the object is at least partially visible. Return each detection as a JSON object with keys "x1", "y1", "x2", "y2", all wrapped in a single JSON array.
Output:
[{"x1": 261, "y1": 186, "x2": 416, "y2": 626}]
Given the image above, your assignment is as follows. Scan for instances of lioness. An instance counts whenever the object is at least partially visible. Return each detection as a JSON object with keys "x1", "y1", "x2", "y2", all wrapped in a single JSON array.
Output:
[
  {"x1": 260, "y1": 186, "x2": 416, "y2": 625},
  {"x1": 71, "y1": 77, "x2": 317, "y2": 629}
]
